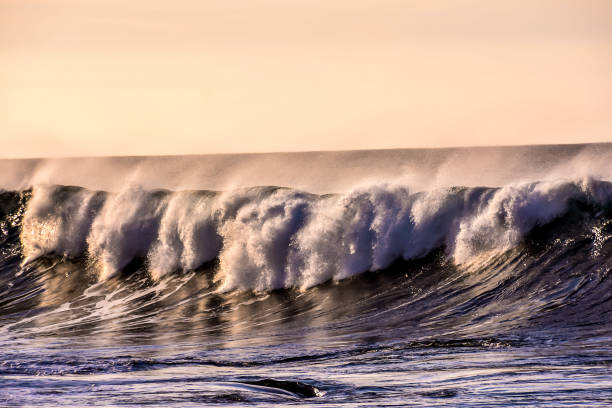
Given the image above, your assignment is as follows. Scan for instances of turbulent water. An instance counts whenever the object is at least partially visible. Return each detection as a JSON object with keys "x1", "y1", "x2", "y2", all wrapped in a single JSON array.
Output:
[{"x1": 1, "y1": 144, "x2": 611, "y2": 407}]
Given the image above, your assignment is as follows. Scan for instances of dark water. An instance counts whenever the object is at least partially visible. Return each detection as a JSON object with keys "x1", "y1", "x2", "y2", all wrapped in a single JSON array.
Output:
[{"x1": 1, "y1": 175, "x2": 611, "y2": 406}]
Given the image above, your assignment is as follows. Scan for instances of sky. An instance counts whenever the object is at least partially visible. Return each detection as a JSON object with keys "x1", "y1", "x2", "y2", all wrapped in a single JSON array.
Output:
[{"x1": 1, "y1": 0, "x2": 611, "y2": 158}]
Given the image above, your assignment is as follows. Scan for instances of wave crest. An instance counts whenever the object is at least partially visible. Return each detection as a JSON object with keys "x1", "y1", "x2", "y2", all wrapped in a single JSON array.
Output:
[{"x1": 16, "y1": 178, "x2": 612, "y2": 291}]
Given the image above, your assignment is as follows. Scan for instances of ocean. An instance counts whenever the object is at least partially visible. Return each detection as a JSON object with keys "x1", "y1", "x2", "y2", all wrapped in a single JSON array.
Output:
[{"x1": 0, "y1": 144, "x2": 611, "y2": 407}]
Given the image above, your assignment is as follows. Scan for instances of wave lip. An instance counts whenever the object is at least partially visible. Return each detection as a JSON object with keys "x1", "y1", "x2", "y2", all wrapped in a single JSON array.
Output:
[{"x1": 12, "y1": 177, "x2": 612, "y2": 291}]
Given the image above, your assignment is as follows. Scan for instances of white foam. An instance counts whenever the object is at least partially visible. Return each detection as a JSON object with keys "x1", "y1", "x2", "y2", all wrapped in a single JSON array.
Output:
[{"x1": 18, "y1": 177, "x2": 612, "y2": 291}]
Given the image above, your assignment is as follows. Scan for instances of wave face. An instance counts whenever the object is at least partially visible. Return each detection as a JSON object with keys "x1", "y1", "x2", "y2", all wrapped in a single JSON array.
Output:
[{"x1": 1, "y1": 146, "x2": 611, "y2": 407}]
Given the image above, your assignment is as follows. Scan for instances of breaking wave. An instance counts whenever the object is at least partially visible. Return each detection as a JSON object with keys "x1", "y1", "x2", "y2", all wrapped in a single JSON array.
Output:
[{"x1": 7, "y1": 177, "x2": 611, "y2": 292}]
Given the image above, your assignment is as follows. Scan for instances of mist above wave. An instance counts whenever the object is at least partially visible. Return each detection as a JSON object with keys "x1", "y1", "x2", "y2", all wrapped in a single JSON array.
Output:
[
  {"x1": 1, "y1": 144, "x2": 610, "y2": 194},
  {"x1": 18, "y1": 177, "x2": 612, "y2": 291}
]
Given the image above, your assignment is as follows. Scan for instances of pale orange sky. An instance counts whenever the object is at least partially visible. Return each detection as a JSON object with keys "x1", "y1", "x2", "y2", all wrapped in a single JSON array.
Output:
[{"x1": 1, "y1": 0, "x2": 611, "y2": 158}]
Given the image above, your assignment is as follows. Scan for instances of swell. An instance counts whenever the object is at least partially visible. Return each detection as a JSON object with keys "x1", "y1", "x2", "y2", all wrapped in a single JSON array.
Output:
[{"x1": 3, "y1": 178, "x2": 612, "y2": 292}]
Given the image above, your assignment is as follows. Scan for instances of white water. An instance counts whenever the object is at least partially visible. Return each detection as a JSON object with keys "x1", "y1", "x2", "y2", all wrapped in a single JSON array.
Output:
[{"x1": 19, "y1": 177, "x2": 612, "y2": 291}]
